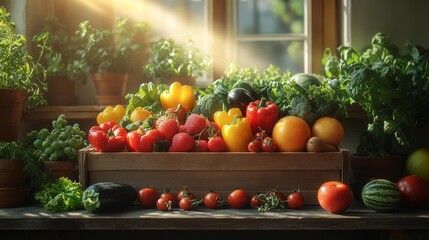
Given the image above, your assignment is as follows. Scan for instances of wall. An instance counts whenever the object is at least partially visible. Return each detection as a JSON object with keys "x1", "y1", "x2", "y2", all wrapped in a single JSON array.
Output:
[{"x1": 350, "y1": 0, "x2": 429, "y2": 51}]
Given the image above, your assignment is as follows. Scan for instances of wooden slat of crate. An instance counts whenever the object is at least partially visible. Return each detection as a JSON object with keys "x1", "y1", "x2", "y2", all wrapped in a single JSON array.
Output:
[{"x1": 79, "y1": 149, "x2": 350, "y2": 206}]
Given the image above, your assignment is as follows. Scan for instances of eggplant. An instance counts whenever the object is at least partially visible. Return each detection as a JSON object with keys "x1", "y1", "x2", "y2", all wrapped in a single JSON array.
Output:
[
  {"x1": 82, "y1": 182, "x2": 137, "y2": 213},
  {"x1": 227, "y1": 88, "x2": 255, "y2": 116}
]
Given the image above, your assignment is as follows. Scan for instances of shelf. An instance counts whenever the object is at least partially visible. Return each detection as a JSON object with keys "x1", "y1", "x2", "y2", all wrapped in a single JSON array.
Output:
[
  {"x1": 22, "y1": 105, "x2": 106, "y2": 121},
  {"x1": 0, "y1": 203, "x2": 428, "y2": 231}
]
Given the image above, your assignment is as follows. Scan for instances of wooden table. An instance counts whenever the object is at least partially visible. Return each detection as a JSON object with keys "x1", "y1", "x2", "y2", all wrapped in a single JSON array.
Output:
[{"x1": 0, "y1": 203, "x2": 428, "y2": 239}]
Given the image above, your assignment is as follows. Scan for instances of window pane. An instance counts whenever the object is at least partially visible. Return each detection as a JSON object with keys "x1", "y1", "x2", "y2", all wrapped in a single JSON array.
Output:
[
  {"x1": 236, "y1": 40, "x2": 304, "y2": 73},
  {"x1": 237, "y1": 0, "x2": 304, "y2": 35}
]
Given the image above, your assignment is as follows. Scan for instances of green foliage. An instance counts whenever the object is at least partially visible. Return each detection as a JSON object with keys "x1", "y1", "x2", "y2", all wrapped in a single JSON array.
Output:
[
  {"x1": 120, "y1": 82, "x2": 168, "y2": 129},
  {"x1": 0, "y1": 140, "x2": 52, "y2": 194},
  {"x1": 0, "y1": 6, "x2": 48, "y2": 107},
  {"x1": 32, "y1": 114, "x2": 87, "y2": 161},
  {"x1": 38, "y1": 16, "x2": 86, "y2": 83},
  {"x1": 74, "y1": 18, "x2": 150, "y2": 75},
  {"x1": 322, "y1": 32, "x2": 429, "y2": 157},
  {"x1": 143, "y1": 38, "x2": 213, "y2": 83},
  {"x1": 35, "y1": 177, "x2": 84, "y2": 212}
]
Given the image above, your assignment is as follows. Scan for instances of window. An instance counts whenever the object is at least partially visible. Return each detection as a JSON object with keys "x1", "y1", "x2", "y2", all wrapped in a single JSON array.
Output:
[
  {"x1": 26, "y1": 0, "x2": 339, "y2": 85},
  {"x1": 231, "y1": 0, "x2": 309, "y2": 74}
]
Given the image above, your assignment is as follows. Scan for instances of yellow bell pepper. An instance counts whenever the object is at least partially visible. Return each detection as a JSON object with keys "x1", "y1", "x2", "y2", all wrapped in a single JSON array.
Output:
[
  {"x1": 213, "y1": 108, "x2": 242, "y2": 129},
  {"x1": 221, "y1": 115, "x2": 253, "y2": 152},
  {"x1": 96, "y1": 105, "x2": 125, "y2": 125},
  {"x1": 160, "y1": 81, "x2": 195, "y2": 112}
]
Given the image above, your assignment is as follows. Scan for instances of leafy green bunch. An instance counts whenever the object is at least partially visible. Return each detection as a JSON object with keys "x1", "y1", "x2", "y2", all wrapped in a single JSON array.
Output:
[
  {"x1": 32, "y1": 114, "x2": 87, "y2": 161},
  {"x1": 322, "y1": 32, "x2": 429, "y2": 157},
  {"x1": 0, "y1": 6, "x2": 48, "y2": 107},
  {"x1": 35, "y1": 177, "x2": 84, "y2": 212}
]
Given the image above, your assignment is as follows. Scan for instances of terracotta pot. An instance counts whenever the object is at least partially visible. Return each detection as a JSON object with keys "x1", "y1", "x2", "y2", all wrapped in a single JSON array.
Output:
[
  {"x1": 92, "y1": 72, "x2": 128, "y2": 105},
  {"x1": 0, "y1": 159, "x2": 26, "y2": 187},
  {"x1": 43, "y1": 160, "x2": 79, "y2": 182},
  {"x1": 0, "y1": 89, "x2": 27, "y2": 141},
  {"x1": 46, "y1": 76, "x2": 78, "y2": 105},
  {"x1": 350, "y1": 155, "x2": 406, "y2": 201},
  {"x1": 0, "y1": 186, "x2": 26, "y2": 208}
]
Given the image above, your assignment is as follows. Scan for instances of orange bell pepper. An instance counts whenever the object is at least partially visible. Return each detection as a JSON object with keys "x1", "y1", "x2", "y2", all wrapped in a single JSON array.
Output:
[{"x1": 160, "y1": 81, "x2": 195, "y2": 112}]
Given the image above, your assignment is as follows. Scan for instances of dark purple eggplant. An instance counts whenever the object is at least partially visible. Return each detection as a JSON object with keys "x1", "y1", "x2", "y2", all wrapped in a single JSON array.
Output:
[{"x1": 227, "y1": 88, "x2": 255, "y2": 116}]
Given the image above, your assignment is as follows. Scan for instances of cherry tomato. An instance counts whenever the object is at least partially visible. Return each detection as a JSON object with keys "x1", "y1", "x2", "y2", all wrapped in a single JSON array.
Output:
[
  {"x1": 397, "y1": 175, "x2": 429, "y2": 209},
  {"x1": 156, "y1": 197, "x2": 172, "y2": 211},
  {"x1": 317, "y1": 181, "x2": 353, "y2": 214},
  {"x1": 227, "y1": 188, "x2": 249, "y2": 209},
  {"x1": 250, "y1": 194, "x2": 264, "y2": 208},
  {"x1": 254, "y1": 131, "x2": 267, "y2": 140},
  {"x1": 177, "y1": 186, "x2": 195, "y2": 202},
  {"x1": 247, "y1": 140, "x2": 262, "y2": 152},
  {"x1": 179, "y1": 197, "x2": 202, "y2": 211},
  {"x1": 137, "y1": 187, "x2": 159, "y2": 208},
  {"x1": 160, "y1": 189, "x2": 178, "y2": 207},
  {"x1": 204, "y1": 190, "x2": 224, "y2": 209},
  {"x1": 261, "y1": 137, "x2": 278, "y2": 152},
  {"x1": 287, "y1": 190, "x2": 304, "y2": 209},
  {"x1": 267, "y1": 189, "x2": 287, "y2": 202}
]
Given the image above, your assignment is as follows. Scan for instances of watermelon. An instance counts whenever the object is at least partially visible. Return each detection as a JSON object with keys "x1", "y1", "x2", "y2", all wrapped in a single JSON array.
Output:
[
  {"x1": 290, "y1": 73, "x2": 321, "y2": 90},
  {"x1": 361, "y1": 179, "x2": 401, "y2": 212}
]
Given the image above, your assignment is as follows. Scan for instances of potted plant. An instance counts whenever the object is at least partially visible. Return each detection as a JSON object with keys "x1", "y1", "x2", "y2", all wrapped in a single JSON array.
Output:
[
  {"x1": 143, "y1": 38, "x2": 213, "y2": 86},
  {"x1": 0, "y1": 6, "x2": 48, "y2": 141},
  {"x1": 322, "y1": 32, "x2": 429, "y2": 199},
  {"x1": 73, "y1": 18, "x2": 150, "y2": 105},
  {"x1": 38, "y1": 16, "x2": 87, "y2": 106},
  {"x1": 32, "y1": 114, "x2": 88, "y2": 182},
  {"x1": 0, "y1": 140, "x2": 51, "y2": 207}
]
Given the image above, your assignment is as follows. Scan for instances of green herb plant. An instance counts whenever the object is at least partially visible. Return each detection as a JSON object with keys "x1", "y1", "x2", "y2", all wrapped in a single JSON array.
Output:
[
  {"x1": 143, "y1": 38, "x2": 213, "y2": 83},
  {"x1": 0, "y1": 141, "x2": 52, "y2": 194},
  {"x1": 39, "y1": 16, "x2": 86, "y2": 83},
  {"x1": 32, "y1": 114, "x2": 87, "y2": 161},
  {"x1": 73, "y1": 18, "x2": 150, "y2": 76},
  {"x1": 322, "y1": 32, "x2": 429, "y2": 157},
  {"x1": 0, "y1": 6, "x2": 48, "y2": 107},
  {"x1": 35, "y1": 177, "x2": 84, "y2": 212}
]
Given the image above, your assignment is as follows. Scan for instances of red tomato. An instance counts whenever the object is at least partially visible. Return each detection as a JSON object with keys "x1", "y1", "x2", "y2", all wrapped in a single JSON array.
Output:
[
  {"x1": 179, "y1": 197, "x2": 194, "y2": 211},
  {"x1": 137, "y1": 187, "x2": 159, "y2": 208},
  {"x1": 156, "y1": 197, "x2": 172, "y2": 211},
  {"x1": 267, "y1": 189, "x2": 287, "y2": 202},
  {"x1": 317, "y1": 181, "x2": 353, "y2": 214},
  {"x1": 397, "y1": 175, "x2": 429, "y2": 209},
  {"x1": 261, "y1": 137, "x2": 278, "y2": 152},
  {"x1": 204, "y1": 190, "x2": 224, "y2": 209},
  {"x1": 160, "y1": 189, "x2": 178, "y2": 207},
  {"x1": 177, "y1": 186, "x2": 195, "y2": 202},
  {"x1": 227, "y1": 188, "x2": 249, "y2": 209},
  {"x1": 247, "y1": 140, "x2": 262, "y2": 152},
  {"x1": 250, "y1": 194, "x2": 264, "y2": 208},
  {"x1": 287, "y1": 190, "x2": 304, "y2": 209}
]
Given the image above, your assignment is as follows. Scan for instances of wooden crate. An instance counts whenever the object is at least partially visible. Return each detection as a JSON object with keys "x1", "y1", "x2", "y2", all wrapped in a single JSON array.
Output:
[{"x1": 78, "y1": 148, "x2": 350, "y2": 206}]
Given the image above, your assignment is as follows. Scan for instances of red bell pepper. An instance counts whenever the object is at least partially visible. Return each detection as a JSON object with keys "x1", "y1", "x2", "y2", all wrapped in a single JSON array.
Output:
[
  {"x1": 126, "y1": 128, "x2": 158, "y2": 152},
  {"x1": 246, "y1": 98, "x2": 279, "y2": 136},
  {"x1": 88, "y1": 121, "x2": 127, "y2": 152}
]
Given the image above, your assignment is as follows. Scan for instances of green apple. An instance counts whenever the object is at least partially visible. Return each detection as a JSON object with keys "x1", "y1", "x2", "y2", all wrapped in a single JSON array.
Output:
[{"x1": 405, "y1": 148, "x2": 429, "y2": 182}]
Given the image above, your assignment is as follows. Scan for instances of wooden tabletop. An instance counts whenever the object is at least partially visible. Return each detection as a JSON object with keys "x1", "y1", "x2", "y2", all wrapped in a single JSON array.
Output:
[{"x1": 0, "y1": 203, "x2": 428, "y2": 231}]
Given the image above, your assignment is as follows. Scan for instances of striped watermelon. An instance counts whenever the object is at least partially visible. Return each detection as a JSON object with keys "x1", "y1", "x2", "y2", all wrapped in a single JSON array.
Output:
[{"x1": 361, "y1": 179, "x2": 401, "y2": 212}]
